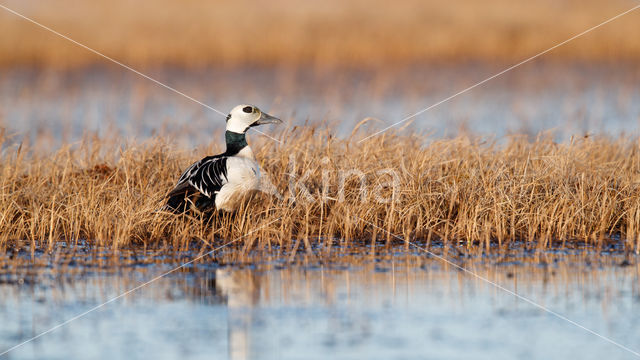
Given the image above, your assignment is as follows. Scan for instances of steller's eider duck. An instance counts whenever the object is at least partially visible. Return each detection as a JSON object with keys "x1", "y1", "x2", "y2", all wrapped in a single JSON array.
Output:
[{"x1": 162, "y1": 104, "x2": 281, "y2": 213}]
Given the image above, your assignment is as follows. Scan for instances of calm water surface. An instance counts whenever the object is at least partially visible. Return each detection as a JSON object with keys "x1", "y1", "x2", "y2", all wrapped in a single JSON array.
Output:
[
  {"x1": 0, "y1": 250, "x2": 639, "y2": 360},
  {"x1": 1, "y1": 63, "x2": 639, "y2": 149}
]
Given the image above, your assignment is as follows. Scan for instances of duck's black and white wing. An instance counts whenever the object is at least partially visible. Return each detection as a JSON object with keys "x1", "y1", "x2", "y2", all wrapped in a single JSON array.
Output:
[{"x1": 163, "y1": 155, "x2": 229, "y2": 213}]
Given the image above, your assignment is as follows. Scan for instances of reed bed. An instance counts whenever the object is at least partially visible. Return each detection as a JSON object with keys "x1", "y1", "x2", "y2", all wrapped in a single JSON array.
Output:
[
  {"x1": 1, "y1": 126, "x2": 640, "y2": 256},
  {"x1": 1, "y1": 0, "x2": 639, "y2": 68}
]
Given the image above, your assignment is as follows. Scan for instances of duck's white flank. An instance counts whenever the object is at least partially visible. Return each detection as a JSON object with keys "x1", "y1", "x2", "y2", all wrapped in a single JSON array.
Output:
[{"x1": 215, "y1": 157, "x2": 260, "y2": 211}]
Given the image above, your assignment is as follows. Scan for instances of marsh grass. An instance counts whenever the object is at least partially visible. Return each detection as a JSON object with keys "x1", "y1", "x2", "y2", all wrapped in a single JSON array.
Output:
[
  {"x1": 1, "y1": 125, "x2": 640, "y2": 257},
  {"x1": 1, "y1": 0, "x2": 639, "y2": 68}
]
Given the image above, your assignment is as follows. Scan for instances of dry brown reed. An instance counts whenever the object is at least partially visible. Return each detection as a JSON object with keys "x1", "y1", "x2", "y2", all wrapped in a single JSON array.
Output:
[
  {"x1": 1, "y1": 0, "x2": 639, "y2": 68},
  {"x1": 0, "y1": 127, "x2": 640, "y2": 258},
  {"x1": 1, "y1": 126, "x2": 640, "y2": 256}
]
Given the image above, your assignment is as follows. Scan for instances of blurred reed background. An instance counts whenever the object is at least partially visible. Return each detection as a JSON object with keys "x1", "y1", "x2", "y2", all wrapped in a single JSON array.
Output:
[
  {"x1": 1, "y1": 0, "x2": 639, "y2": 148},
  {"x1": 0, "y1": 0, "x2": 639, "y2": 68}
]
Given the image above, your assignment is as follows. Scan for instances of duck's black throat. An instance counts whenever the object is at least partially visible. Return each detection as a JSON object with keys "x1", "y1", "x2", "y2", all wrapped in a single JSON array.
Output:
[{"x1": 225, "y1": 131, "x2": 248, "y2": 155}]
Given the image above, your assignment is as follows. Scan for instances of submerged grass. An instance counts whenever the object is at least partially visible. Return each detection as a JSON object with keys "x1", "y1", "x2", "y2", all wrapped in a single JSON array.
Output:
[{"x1": 1, "y1": 125, "x2": 640, "y2": 256}]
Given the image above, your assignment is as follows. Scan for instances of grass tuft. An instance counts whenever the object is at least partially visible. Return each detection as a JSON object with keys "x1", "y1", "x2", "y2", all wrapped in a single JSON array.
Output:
[{"x1": 1, "y1": 126, "x2": 640, "y2": 255}]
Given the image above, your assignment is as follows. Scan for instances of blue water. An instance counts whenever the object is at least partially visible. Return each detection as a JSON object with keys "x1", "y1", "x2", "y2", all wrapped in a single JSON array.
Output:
[
  {"x1": 0, "y1": 255, "x2": 639, "y2": 360},
  {"x1": 1, "y1": 63, "x2": 639, "y2": 150}
]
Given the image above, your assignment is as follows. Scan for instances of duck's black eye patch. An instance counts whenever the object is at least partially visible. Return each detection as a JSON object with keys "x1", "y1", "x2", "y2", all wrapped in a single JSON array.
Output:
[
  {"x1": 226, "y1": 114, "x2": 231, "y2": 122},
  {"x1": 243, "y1": 106, "x2": 253, "y2": 113}
]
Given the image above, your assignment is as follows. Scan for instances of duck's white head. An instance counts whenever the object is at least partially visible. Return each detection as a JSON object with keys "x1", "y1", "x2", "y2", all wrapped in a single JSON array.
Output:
[{"x1": 225, "y1": 104, "x2": 282, "y2": 134}]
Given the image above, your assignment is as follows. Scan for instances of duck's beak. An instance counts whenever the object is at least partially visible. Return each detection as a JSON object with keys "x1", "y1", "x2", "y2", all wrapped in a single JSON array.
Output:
[{"x1": 252, "y1": 112, "x2": 282, "y2": 126}]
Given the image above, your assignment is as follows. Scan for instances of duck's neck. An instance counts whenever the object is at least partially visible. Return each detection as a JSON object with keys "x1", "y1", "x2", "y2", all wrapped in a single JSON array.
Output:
[{"x1": 225, "y1": 131, "x2": 253, "y2": 159}]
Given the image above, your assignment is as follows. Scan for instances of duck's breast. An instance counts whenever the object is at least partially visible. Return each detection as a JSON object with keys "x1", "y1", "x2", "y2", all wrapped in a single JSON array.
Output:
[{"x1": 215, "y1": 157, "x2": 261, "y2": 211}]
